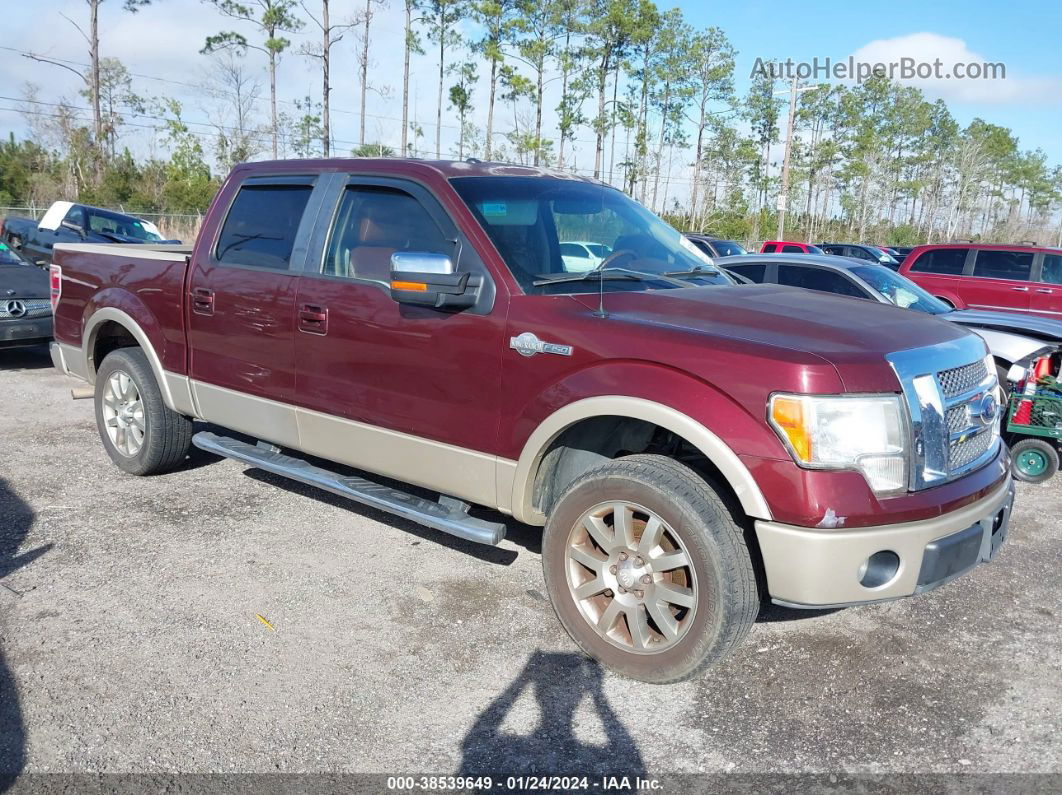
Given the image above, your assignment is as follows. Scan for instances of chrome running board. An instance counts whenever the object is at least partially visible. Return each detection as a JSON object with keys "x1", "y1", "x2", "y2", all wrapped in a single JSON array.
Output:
[{"x1": 192, "y1": 431, "x2": 506, "y2": 546}]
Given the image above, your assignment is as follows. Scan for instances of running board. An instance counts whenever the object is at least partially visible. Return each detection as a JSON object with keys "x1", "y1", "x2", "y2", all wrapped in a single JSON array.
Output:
[{"x1": 192, "y1": 432, "x2": 506, "y2": 546}]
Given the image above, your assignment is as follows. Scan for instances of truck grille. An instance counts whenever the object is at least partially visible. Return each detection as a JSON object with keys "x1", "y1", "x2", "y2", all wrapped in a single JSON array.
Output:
[
  {"x1": 0, "y1": 299, "x2": 51, "y2": 319},
  {"x1": 887, "y1": 337, "x2": 1000, "y2": 491},
  {"x1": 938, "y1": 360, "x2": 989, "y2": 398}
]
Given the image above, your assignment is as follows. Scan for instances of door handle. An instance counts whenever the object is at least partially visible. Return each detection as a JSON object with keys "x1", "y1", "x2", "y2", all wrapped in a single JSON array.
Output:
[
  {"x1": 1035, "y1": 288, "x2": 1053, "y2": 294},
  {"x1": 1011, "y1": 286, "x2": 1029, "y2": 292},
  {"x1": 191, "y1": 287, "x2": 215, "y2": 315},
  {"x1": 298, "y1": 303, "x2": 328, "y2": 335}
]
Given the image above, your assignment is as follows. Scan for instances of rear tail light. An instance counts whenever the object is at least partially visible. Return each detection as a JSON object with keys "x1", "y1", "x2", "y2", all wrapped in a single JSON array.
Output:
[{"x1": 49, "y1": 264, "x2": 62, "y2": 311}]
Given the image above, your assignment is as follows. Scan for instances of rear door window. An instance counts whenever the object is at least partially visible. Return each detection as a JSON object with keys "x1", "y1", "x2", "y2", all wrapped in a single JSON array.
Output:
[
  {"x1": 762, "y1": 243, "x2": 777, "y2": 253},
  {"x1": 1042, "y1": 254, "x2": 1062, "y2": 285},
  {"x1": 910, "y1": 248, "x2": 968, "y2": 275},
  {"x1": 781, "y1": 244, "x2": 803, "y2": 253},
  {"x1": 778, "y1": 265, "x2": 869, "y2": 298},
  {"x1": 971, "y1": 250, "x2": 1033, "y2": 281},
  {"x1": 215, "y1": 183, "x2": 315, "y2": 270},
  {"x1": 727, "y1": 263, "x2": 767, "y2": 282}
]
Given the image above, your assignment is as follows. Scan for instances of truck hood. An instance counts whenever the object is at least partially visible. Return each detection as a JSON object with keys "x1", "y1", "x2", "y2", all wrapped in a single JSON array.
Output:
[
  {"x1": 943, "y1": 308, "x2": 1062, "y2": 344},
  {"x1": 0, "y1": 263, "x2": 49, "y2": 298},
  {"x1": 587, "y1": 285, "x2": 976, "y2": 390}
]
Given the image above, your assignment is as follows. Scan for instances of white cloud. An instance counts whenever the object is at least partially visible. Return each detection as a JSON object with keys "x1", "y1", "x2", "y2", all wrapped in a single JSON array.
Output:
[{"x1": 850, "y1": 32, "x2": 1062, "y2": 105}]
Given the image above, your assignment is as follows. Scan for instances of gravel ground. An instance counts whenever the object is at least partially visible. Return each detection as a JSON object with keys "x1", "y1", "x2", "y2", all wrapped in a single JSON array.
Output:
[{"x1": 0, "y1": 344, "x2": 1059, "y2": 787}]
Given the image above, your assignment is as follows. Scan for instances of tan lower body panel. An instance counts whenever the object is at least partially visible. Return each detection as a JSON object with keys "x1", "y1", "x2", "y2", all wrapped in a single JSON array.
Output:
[
  {"x1": 754, "y1": 478, "x2": 1013, "y2": 606},
  {"x1": 189, "y1": 380, "x2": 507, "y2": 509}
]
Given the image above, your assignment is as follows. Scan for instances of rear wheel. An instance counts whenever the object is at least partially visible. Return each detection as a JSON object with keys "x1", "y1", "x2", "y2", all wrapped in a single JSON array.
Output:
[
  {"x1": 1010, "y1": 438, "x2": 1059, "y2": 484},
  {"x1": 94, "y1": 348, "x2": 193, "y2": 475},
  {"x1": 542, "y1": 454, "x2": 758, "y2": 684}
]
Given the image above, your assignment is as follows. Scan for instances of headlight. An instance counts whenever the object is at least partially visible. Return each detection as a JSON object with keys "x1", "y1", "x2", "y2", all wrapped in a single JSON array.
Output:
[{"x1": 768, "y1": 393, "x2": 908, "y2": 494}]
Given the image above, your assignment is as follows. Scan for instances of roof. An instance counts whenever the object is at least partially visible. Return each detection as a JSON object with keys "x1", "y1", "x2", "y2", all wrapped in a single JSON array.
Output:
[
  {"x1": 717, "y1": 253, "x2": 873, "y2": 271},
  {"x1": 907, "y1": 242, "x2": 1062, "y2": 255},
  {"x1": 236, "y1": 157, "x2": 603, "y2": 183}
]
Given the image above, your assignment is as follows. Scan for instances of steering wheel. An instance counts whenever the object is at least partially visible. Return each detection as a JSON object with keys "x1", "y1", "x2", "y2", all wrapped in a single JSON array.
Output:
[{"x1": 592, "y1": 248, "x2": 640, "y2": 272}]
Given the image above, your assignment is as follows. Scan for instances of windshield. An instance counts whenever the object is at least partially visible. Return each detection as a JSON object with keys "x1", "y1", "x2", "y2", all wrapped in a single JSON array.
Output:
[
  {"x1": 849, "y1": 265, "x2": 951, "y2": 314},
  {"x1": 0, "y1": 242, "x2": 28, "y2": 266},
  {"x1": 450, "y1": 176, "x2": 732, "y2": 294},
  {"x1": 86, "y1": 209, "x2": 163, "y2": 242},
  {"x1": 712, "y1": 240, "x2": 747, "y2": 257}
]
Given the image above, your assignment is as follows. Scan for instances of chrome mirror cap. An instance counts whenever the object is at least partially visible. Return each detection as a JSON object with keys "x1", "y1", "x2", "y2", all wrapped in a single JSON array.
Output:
[{"x1": 391, "y1": 251, "x2": 454, "y2": 275}]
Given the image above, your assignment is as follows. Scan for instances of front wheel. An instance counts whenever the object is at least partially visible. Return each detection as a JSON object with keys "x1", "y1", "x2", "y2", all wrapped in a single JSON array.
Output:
[
  {"x1": 94, "y1": 347, "x2": 193, "y2": 475},
  {"x1": 1010, "y1": 438, "x2": 1059, "y2": 484},
  {"x1": 542, "y1": 454, "x2": 759, "y2": 684}
]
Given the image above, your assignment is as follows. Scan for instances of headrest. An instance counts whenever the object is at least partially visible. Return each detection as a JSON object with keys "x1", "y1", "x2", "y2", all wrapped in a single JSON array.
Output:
[{"x1": 358, "y1": 204, "x2": 409, "y2": 246}]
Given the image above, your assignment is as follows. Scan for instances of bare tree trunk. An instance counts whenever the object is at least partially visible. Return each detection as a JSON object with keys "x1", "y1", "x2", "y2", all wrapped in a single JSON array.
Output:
[
  {"x1": 486, "y1": 59, "x2": 497, "y2": 160},
  {"x1": 90, "y1": 0, "x2": 102, "y2": 170},
  {"x1": 402, "y1": 1, "x2": 412, "y2": 155},
  {"x1": 593, "y1": 57, "x2": 608, "y2": 179},
  {"x1": 607, "y1": 69, "x2": 619, "y2": 184},
  {"x1": 534, "y1": 67, "x2": 544, "y2": 166},
  {"x1": 359, "y1": 0, "x2": 371, "y2": 147},
  {"x1": 269, "y1": 51, "x2": 278, "y2": 159},
  {"x1": 556, "y1": 28, "x2": 571, "y2": 169},
  {"x1": 435, "y1": 29, "x2": 444, "y2": 158},
  {"x1": 322, "y1": 0, "x2": 330, "y2": 156},
  {"x1": 689, "y1": 103, "x2": 706, "y2": 228},
  {"x1": 651, "y1": 83, "x2": 670, "y2": 213}
]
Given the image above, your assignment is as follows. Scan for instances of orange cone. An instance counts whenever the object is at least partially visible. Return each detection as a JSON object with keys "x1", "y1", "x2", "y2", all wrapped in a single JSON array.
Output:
[{"x1": 1012, "y1": 355, "x2": 1052, "y2": 425}]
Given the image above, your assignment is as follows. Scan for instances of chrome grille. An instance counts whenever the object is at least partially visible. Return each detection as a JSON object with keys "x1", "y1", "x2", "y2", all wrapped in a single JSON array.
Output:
[
  {"x1": 0, "y1": 299, "x2": 51, "y2": 319},
  {"x1": 938, "y1": 360, "x2": 988, "y2": 398},
  {"x1": 950, "y1": 428, "x2": 994, "y2": 470},
  {"x1": 887, "y1": 337, "x2": 1001, "y2": 492}
]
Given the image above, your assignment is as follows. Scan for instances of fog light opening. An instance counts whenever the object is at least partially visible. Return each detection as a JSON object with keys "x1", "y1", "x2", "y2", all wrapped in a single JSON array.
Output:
[{"x1": 858, "y1": 550, "x2": 901, "y2": 589}]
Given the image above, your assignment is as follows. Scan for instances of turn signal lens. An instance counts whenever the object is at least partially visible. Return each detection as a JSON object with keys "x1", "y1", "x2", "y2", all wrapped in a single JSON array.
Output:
[
  {"x1": 390, "y1": 280, "x2": 427, "y2": 292},
  {"x1": 769, "y1": 395, "x2": 811, "y2": 461}
]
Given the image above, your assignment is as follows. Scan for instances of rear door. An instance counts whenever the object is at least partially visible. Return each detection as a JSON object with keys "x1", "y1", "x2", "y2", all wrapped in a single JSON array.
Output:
[
  {"x1": 291, "y1": 176, "x2": 505, "y2": 505},
  {"x1": 960, "y1": 248, "x2": 1034, "y2": 313},
  {"x1": 1031, "y1": 252, "x2": 1062, "y2": 319},
  {"x1": 186, "y1": 175, "x2": 321, "y2": 447}
]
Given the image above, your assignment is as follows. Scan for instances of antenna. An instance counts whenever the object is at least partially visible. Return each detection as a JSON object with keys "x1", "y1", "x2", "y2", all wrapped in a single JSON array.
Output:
[{"x1": 593, "y1": 270, "x2": 607, "y2": 318}]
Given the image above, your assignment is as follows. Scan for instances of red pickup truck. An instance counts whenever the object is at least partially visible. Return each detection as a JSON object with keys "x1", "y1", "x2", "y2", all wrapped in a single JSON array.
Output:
[{"x1": 48, "y1": 159, "x2": 1013, "y2": 683}]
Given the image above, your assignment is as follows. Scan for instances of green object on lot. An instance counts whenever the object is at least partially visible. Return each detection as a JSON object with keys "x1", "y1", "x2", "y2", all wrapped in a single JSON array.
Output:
[
  {"x1": 0, "y1": 242, "x2": 8, "y2": 250},
  {"x1": 1016, "y1": 448, "x2": 1049, "y2": 477}
]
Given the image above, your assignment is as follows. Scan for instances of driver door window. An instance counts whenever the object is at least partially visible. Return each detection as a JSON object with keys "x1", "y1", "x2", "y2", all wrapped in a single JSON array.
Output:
[{"x1": 322, "y1": 186, "x2": 455, "y2": 284}]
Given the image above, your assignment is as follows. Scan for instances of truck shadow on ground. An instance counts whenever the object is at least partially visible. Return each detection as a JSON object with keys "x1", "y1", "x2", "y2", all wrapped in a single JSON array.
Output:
[
  {"x1": 458, "y1": 651, "x2": 645, "y2": 788},
  {"x1": 0, "y1": 345, "x2": 53, "y2": 371},
  {"x1": 0, "y1": 476, "x2": 52, "y2": 791}
]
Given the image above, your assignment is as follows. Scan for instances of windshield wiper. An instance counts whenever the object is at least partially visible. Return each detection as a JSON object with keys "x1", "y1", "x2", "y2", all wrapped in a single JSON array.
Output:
[
  {"x1": 661, "y1": 264, "x2": 720, "y2": 277},
  {"x1": 532, "y1": 267, "x2": 686, "y2": 287}
]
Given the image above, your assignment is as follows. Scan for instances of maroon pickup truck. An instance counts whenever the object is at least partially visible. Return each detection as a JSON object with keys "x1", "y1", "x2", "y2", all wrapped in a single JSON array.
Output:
[{"x1": 48, "y1": 159, "x2": 1013, "y2": 683}]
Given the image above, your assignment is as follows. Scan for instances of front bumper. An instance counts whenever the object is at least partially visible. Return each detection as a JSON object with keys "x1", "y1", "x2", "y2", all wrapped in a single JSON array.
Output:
[
  {"x1": 0, "y1": 315, "x2": 52, "y2": 348},
  {"x1": 755, "y1": 476, "x2": 1014, "y2": 608}
]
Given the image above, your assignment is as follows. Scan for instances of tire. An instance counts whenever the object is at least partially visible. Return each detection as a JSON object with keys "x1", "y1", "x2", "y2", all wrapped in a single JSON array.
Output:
[
  {"x1": 94, "y1": 347, "x2": 193, "y2": 475},
  {"x1": 1010, "y1": 438, "x2": 1059, "y2": 484},
  {"x1": 542, "y1": 454, "x2": 758, "y2": 684}
]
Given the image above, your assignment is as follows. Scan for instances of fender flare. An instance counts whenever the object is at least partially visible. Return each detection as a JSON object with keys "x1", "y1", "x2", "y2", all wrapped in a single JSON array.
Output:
[
  {"x1": 83, "y1": 307, "x2": 196, "y2": 416},
  {"x1": 506, "y1": 395, "x2": 773, "y2": 525}
]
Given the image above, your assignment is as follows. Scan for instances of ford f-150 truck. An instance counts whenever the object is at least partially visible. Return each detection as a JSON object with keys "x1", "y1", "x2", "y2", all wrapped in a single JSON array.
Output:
[{"x1": 48, "y1": 159, "x2": 1014, "y2": 683}]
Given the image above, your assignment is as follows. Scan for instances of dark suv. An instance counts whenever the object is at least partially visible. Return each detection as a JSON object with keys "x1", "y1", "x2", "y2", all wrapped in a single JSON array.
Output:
[
  {"x1": 684, "y1": 234, "x2": 747, "y2": 258},
  {"x1": 819, "y1": 243, "x2": 900, "y2": 269}
]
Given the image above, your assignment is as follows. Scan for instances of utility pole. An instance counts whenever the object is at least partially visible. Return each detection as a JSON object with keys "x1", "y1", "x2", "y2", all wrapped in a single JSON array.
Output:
[{"x1": 776, "y1": 76, "x2": 800, "y2": 241}]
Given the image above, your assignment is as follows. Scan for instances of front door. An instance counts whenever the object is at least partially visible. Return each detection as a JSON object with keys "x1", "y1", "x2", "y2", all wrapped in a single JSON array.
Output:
[
  {"x1": 186, "y1": 175, "x2": 319, "y2": 447},
  {"x1": 292, "y1": 177, "x2": 506, "y2": 505}
]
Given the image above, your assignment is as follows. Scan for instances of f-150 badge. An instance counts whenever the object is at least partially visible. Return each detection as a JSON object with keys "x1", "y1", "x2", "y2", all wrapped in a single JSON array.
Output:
[{"x1": 510, "y1": 332, "x2": 573, "y2": 358}]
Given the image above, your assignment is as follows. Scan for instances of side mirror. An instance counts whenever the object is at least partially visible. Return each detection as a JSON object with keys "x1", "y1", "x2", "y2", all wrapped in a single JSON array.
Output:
[
  {"x1": 389, "y1": 251, "x2": 478, "y2": 309},
  {"x1": 60, "y1": 220, "x2": 85, "y2": 238}
]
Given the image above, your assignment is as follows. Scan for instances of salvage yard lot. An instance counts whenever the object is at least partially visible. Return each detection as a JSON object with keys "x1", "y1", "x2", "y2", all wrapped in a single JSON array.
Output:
[{"x1": 1, "y1": 344, "x2": 1059, "y2": 777}]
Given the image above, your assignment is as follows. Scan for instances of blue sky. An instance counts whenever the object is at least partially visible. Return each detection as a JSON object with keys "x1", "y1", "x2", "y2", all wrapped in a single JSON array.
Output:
[{"x1": 1, "y1": 0, "x2": 1060, "y2": 172}]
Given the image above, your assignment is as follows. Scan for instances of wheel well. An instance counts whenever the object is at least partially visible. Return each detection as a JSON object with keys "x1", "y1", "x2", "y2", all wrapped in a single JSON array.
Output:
[
  {"x1": 532, "y1": 416, "x2": 746, "y2": 521},
  {"x1": 90, "y1": 321, "x2": 140, "y2": 374}
]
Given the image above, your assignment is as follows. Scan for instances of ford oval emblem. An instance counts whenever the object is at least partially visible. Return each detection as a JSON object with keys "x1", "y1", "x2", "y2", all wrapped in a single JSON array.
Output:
[{"x1": 971, "y1": 392, "x2": 998, "y2": 427}]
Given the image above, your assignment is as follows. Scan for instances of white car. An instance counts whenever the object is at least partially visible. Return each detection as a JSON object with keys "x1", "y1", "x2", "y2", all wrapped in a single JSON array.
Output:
[{"x1": 559, "y1": 241, "x2": 612, "y2": 271}]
